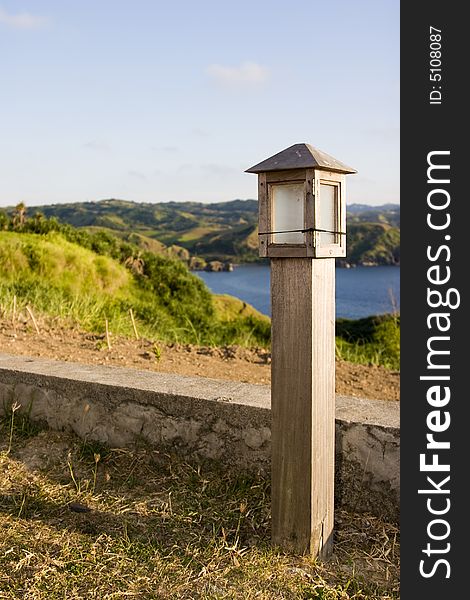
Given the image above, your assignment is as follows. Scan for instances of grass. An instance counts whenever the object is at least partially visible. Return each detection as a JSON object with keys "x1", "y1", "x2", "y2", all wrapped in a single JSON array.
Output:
[
  {"x1": 335, "y1": 315, "x2": 400, "y2": 371},
  {"x1": 1, "y1": 401, "x2": 43, "y2": 455},
  {"x1": 212, "y1": 294, "x2": 269, "y2": 322},
  {"x1": 0, "y1": 231, "x2": 271, "y2": 349},
  {"x1": 0, "y1": 280, "x2": 400, "y2": 371},
  {"x1": 0, "y1": 418, "x2": 399, "y2": 600},
  {"x1": 178, "y1": 225, "x2": 221, "y2": 242},
  {"x1": 0, "y1": 229, "x2": 400, "y2": 369}
]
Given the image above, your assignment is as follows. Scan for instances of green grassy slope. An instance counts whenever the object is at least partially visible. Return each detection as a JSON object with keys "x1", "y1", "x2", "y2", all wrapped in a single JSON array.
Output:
[{"x1": 0, "y1": 231, "x2": 270, "y2": 347}]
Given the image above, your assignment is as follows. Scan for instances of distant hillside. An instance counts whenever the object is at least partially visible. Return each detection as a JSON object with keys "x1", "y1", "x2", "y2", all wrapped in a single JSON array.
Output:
[
  {"x1": 345, "y1": 222, "x2": 400, "y2": 266},
  {"x1": 347, "y1": 204, "x2": 400, "y2": 228},
  {"x1": 6, "y1": 199, "x2": 400, "y2": 267}
]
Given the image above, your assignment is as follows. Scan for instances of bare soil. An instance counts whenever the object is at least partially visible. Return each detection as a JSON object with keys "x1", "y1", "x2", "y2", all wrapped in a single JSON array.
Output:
[{"x1": 0, "y1": 317, "x2": 399, "y2": 401}]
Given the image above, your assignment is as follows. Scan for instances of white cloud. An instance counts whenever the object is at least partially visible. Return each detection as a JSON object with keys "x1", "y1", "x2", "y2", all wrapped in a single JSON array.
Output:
[
  {"x1": 161, "y1": 146, "x2": 179, "y2": 153},
  {"x1": 364, "y1": 126, "x2": 400, "y2": 141},
  {"x1": 83, "y1": 141, "x2": 111, "y2": 153},
  {"x1": 191, "y1": 128, "x2": 210, "y2": 138},
  {"x1": 0, "y1": 7, "x2": 49, "y2": 30},
  {"x1": 128, "y1": 170, "x2": 147, "y2": 181},
  {"x1": 200, "y1": 163, "x2": 239, "y2": 178},
  {"x1": 206, "y1": 61, "x2": 269, "y2": 88}
]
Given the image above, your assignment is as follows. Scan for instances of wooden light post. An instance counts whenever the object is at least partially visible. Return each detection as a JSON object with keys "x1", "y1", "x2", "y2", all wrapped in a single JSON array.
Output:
[{"x1": 246, "y1": 143, "x2": 356, "y2": 558}]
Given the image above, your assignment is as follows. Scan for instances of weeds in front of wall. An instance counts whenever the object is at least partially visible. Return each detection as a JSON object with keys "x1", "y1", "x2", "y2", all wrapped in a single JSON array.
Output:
[
  {"x1": 5, "y1": 401, "x2": 20, "y2": 455},
  {"x1": 66, "y1": 450, "x2": 80, "y2": 493},
  {"x1": 0, "y1": 427, "x2": 400, "y2": 599},
  {"x1": 1, "y1": 400, "x2": 43, "y2": 455}
]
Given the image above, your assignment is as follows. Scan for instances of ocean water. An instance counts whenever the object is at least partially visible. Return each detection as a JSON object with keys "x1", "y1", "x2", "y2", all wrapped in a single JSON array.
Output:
[{"x1": 197, "y1": 264, "x2": 400, "y2": 319}]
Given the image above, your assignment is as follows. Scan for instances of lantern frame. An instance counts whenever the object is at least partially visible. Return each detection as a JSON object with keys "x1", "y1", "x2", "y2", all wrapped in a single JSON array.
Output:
[
  {"x1": 247, "y1": 143, "x2": 355, "y2": 259},
  {"x1": 257, "y1": 168, "x2": 346, "y2": 258}
]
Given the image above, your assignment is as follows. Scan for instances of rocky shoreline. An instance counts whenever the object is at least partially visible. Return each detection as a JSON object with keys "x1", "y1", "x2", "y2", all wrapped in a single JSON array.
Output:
[
  {"x1": 188, "y1": 258, "x2": 400, "y2": 271},
  {"x1": 189, "y1": 259, "x2": 234, "y2": 272}
]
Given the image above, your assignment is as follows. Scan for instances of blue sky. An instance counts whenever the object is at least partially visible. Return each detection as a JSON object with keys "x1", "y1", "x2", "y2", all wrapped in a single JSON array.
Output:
[{"x1": 0, "y1": 1, "x2": 399, "y2": 207}]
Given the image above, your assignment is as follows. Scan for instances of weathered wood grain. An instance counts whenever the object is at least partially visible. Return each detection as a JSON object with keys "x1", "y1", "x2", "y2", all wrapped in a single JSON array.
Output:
[
  {"x1": 267, "y1": 246, "x2": 308, "y2": 258},
  {"x1": 266, "y1": 169, "x2": 306, "y2": 183},
  {"x1": 258, "y1": 172, "x2": 268, "y2": 257},
  {"x1": 305, "y1": 168, "x2": 315, "y2": 257},
  {"x1": 271, "y1": 257, "x2": 335, "y2": 557}
]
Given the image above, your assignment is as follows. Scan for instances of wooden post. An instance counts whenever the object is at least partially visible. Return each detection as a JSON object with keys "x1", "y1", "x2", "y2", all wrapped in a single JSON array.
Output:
[
  {"x1": 246, "y1": 142, "x2": 356, "y2": 557},
  {"x1": 271, "y1": 257, "x2": 335, "y2": 557}
]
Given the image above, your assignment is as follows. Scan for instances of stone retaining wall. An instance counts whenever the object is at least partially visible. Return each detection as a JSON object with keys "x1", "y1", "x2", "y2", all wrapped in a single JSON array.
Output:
[{"x1": 0, "y1": 353, "x2": 399, "y2": 521}]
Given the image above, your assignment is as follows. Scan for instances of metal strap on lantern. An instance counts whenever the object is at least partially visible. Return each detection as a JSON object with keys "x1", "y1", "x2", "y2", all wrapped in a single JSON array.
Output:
[{"x1": 258, "y1": 227, "x2": 346, "y2": 236}]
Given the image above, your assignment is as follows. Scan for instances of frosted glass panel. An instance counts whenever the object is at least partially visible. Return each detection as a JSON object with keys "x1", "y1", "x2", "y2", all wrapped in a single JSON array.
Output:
[
  {"x1": 319, "y1": 184, "x2": 337, "y2": 246},
  {"x1": 272, "y1": 183, "x2": 305, "y2": 244}
]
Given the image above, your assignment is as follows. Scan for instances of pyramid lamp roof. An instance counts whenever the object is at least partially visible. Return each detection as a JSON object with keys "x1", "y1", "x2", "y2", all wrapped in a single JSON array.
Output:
[{"x1": 246, "y1": 143, "x2": 357, "y2": 175}]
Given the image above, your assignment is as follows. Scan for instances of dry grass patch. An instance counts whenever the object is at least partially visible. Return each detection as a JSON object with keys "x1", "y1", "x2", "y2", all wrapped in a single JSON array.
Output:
[{"x1": 0, "y1": 420, "x2": 399, "y2": 599}]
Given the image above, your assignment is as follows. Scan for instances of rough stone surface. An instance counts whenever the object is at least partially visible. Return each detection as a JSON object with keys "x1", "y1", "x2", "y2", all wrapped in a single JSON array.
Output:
[{"x1": 0, "y1": 353, "x2": 400, "y2": 520}]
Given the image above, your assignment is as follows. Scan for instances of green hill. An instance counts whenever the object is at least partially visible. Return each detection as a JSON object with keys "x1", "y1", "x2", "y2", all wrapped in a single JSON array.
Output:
[
  {"x1": 344, "y1": 222, "x2": 400, "y2": 266},
  {"x1": 7, "y1": 199, "x2": 400, "y2": 266},
  {"x1": 347, "y1": 203, "x2": 400, "y2": 227},
  {"x1": 0, "y1": 230, "x2": 130, "y2": 297},
  {"x1": 33, "y1": 199, "x2": 258, "y2": 259},
  {"x1": 0, "y1": 230, "x2": 270, "y2": 347}
]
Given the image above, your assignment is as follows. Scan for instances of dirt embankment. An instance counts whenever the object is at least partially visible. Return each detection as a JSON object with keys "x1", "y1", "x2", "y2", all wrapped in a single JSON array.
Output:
[{"x1": 0, "y1": 318, "x2": 399, "y2": 402}]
